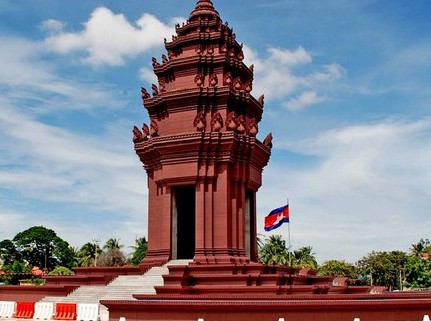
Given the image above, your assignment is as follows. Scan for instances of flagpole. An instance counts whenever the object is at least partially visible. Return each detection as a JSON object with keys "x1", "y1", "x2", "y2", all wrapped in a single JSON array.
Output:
[{"x1": 287, "y1": 198, "x2": 291, "y2": 266}]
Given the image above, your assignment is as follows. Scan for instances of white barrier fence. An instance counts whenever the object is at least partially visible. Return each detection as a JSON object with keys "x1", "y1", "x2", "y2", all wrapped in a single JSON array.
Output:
[
  {"x1": 33, "y1": 302, "x2": 54, "y2": 320},
  {"x1": 0, "y1": 301, "x2": 15, "y2": 318},
  {"x1": 0, "y1": 301, "x2": 100, "y2": 321},
  {"x1": 76, "y1": 303, "x2": 99, "y2": 321}
]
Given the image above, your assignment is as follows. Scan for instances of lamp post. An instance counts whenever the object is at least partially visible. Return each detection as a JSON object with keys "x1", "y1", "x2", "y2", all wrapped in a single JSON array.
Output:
[{"x1": 92, "y1": 239, "x2": 101, "y2": 267}]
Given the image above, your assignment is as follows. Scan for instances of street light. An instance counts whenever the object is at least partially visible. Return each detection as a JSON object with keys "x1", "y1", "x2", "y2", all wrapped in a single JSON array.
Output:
[{"x1": 92, "y1": 239, "x2": 101, "y2": 267}]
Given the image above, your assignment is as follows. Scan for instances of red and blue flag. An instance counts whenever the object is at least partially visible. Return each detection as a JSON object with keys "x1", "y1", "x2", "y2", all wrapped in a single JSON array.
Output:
[{"x1": 264, "y1": 204, "x2": 289, "y2": 231}]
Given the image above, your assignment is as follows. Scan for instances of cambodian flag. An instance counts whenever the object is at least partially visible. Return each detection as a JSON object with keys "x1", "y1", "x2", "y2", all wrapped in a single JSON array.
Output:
[{"x1": 264, "y1": 204, "x2": 290, "y2": 232}]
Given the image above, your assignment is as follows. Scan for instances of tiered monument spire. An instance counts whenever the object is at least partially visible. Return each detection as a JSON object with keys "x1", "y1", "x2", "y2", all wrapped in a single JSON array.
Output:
[
  {"x1": 133, "y1": 0, "x2": 272, "y2": 267},
  {"x1": 102, "y1": 2, "x2": 431, "y2": 320}
]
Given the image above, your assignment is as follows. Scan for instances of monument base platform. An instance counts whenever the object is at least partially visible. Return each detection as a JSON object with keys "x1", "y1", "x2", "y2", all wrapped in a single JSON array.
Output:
[
  {"x1": 103, "y1": 293, "x2": 431, "y2": 321},
  {"x1": 101, "y1": 262, "x2": 431, "y2": 321}
]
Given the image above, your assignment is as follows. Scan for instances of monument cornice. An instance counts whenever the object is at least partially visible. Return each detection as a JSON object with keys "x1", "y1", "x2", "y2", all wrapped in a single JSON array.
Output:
[{"x1": 135, "y1": 131, "x2": 269, "y2": 189}]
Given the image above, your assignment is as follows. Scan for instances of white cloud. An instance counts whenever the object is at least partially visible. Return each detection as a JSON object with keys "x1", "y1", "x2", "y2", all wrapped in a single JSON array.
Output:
[
  {"x1": 267, "y1": 46, "x2": 312, "y2": 66},
  {"x1": 44, "y1": 7, "x2": 179, "y2": 66},
  {"x1": 40, "y1": 19, "x2": 66, "y2": 34},
  {"x1": 258, "y1": 118, "x2": 431, "y2": 262},
  {"x1": 284, "y1": 91, "x2": 326, "y2": 111},
  {"x1": 0, "y1": 36, "x2": 124, "y2": 112},
  {"x1": 244, "y1": 45, "x2": 345, "y2": 110}
]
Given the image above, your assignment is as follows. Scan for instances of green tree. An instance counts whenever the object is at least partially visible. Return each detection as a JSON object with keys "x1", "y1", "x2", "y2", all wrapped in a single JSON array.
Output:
[
  {"x1": 356, "y1": 251, "x2": 407, "y2": 290},
  {"x1": 318, "y1": 260, "x2": 356, "y2": 277},
  {"x1": 404, "y1": 239, "x2": 431, "y2": 289},
  {"x1": 0, "y1": 239, "x2": 20, "y2": 266},
  {"x1": 259, "y1": 235, "x2": 289, "y2": 265},
  {"x1": 129, "y1": 237, "x2": 148, "y2": 266},
  {"x1": 12, "y1": 226, "x2": 75, "y2": 270},
  {"x1": 291, "y1": 246, "x2": 318, "y2": 269}
]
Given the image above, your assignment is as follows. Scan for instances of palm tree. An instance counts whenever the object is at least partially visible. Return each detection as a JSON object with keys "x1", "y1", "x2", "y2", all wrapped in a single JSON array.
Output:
[
  {"x1": 410, "y1": 239, "x2": 431, "y2": 256},
  {"x1": 103, "y1": 238, "x2": 124, "y2": 251},
  {"x1": 130, "y1": 237, "x2": 147, "y2": 251},
  {"x1": 67, "y1": 246, "x2": 80, "y2": 267},
  {"x1": 78, "y1": 242, "x2": 101, "y2": 267},
  {"x1": 129, "y1": 237, "x2": 148, "y2": 266},
  {"x1": 291, "y1": 246, "x2": 318, "y2": 269},
  {"x1": 259, "y1": 235, "x2": 289, "y2": 265}
]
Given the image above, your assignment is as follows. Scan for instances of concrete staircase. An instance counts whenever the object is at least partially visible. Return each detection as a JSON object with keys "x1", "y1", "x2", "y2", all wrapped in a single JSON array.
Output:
[
  {"x1": 41, "y1": 261, "x2": 190, "y2": 321},
  {"x1": 101, "y1": 265, "x2": 168, "y2": 300}
]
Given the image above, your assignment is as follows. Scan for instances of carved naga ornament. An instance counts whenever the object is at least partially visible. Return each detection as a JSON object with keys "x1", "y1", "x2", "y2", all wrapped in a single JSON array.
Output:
[
  {"x1": 237, "y1": 115, "x2": 246, "y2": 134},
  {"x1": 132, "y1": 126, "x2": 144, "y2": 144},
  {"x1": 247, "y1": 118, "x2": 258, "y2": 137},
  {"x1": 226, "y1": 111, "x2": 238, "y2": 131},
  {"x1": 194, "y1": 111, "x2": 206, "y2": 132},
  {"x1": 150, "y1": 120, "x2": 159, "y2": 137},
  {"x1": 263, "y1": 133, "x2": 273, "y2": 149},
  {"x1": 210, "y1": 112, "x2": 223, "y2": 132}
]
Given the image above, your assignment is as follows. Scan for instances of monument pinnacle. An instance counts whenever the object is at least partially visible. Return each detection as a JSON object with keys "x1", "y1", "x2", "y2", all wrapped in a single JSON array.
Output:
[{"x1": 189, "y1": 0, "x2": 220, "y2": 21}]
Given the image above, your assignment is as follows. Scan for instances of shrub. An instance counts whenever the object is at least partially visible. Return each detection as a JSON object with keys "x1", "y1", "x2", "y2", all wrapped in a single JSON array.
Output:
[{"x1": 48, "y1": 266, "x2": 74, "y2": 275}]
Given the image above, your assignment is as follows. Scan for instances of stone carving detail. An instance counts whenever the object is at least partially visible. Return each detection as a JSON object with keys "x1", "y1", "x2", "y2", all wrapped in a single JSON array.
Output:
[
  {"x1": 224, "y1": 72, "x2": 233, "y2": 86},
  {"x1": 237, "y1": 115, "x2": 246, "y2": 134},
  {"x1": 209, "y1": 73, "x2": 218, "y2": 87},
  {"x1": 150, "y1": 120, "x2": 159, "y2": 137},
  {"x1": 220, "y1": 43, "x2": 228, "y2": 53},
  {"x1": 152, "y1": 57, "x2": 160, "y2": 67},
  {"x1": 195, "y1": 45, "x2": 202, "y2": 55},
  {"x1": 162, "y1": 54, "x2": 169, "y2": 64},
  {"x1": 141, "y1": 87, "x2": 150, "y2": 100},
  {"x1": 228, "y1": 48, "x2": 236, "y2": 58},
  {"x1": 151, "y1": 84, "x2": 159, "y2": 96},
  {"x1": 210, "y1": 112, "x2": 223, "y2": 132},
  {"x1": 249, "y1": 64, "x2": 254, "y2": 73},
  {"x1": 245, "y1": 80, "x2": 252, "y2": 93},
  {"x1": 132, "y1": 126, "x2": 144, "y2": 143},
  {"x1": 142, "y1": 123, "x2": 150, "y2": 139},
  {"x1": 194, "y1": 111, "x2": 206, "y2": 132},
  {"x1": 263, "y1": 133, "x2": 273, "y2": 148},
  {"x1": 226, "y1": 111, "x2": 238, "y2": 131},
  {"x1": 207, "y1": 45, "x2": 214, "y2": 55},
  {"x1": 233, "y1": 77, "x2": 242, "y2": 90},
  {"x1": 258, "y1": 94, "x2": 265, "y2": 106},
  {"x1": 237, "y1": 51, "x2": 244, "y2": 61},
  {"x1": 247, "y1": 118, "x2": 258, "y2": 137},
  {"x1": 195, "y1": 74, "x2": 204, "y2": 87}
]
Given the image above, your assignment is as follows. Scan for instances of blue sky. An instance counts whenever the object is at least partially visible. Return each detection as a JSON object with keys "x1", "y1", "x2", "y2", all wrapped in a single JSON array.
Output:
[{"x1": 1, "y1": 0, "x2": 430, "y2": 263}]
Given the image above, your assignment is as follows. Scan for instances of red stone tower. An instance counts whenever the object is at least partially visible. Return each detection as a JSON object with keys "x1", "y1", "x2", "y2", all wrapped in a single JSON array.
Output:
[{"x1": 133, "y1": 0, "x2": 272, "y2": 267}]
